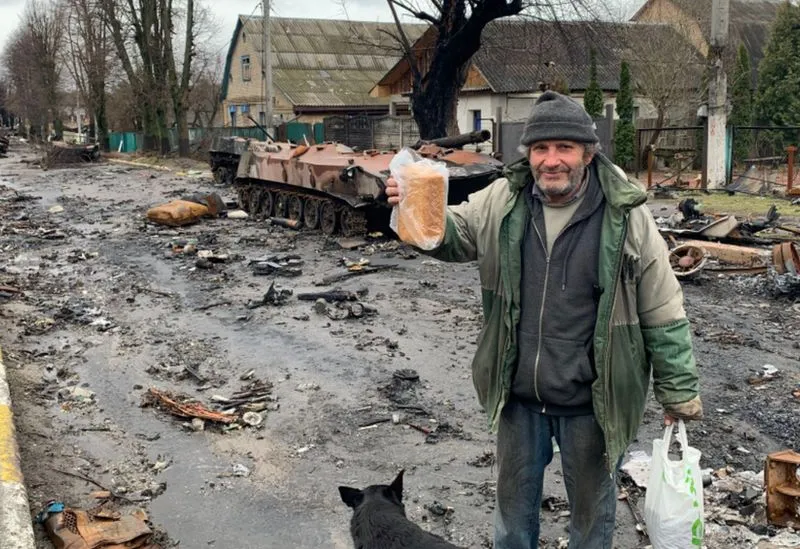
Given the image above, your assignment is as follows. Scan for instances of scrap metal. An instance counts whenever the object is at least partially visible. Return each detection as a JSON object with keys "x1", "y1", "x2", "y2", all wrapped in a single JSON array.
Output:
[
  {"x1": 772, "y1": 242, "x2": 800, "y2": 275},
  {"x1": 766, "y1": 450, "x2": 800, "y2": 527},
  {"x1": 668, "y1": 243, "x2": 708, "y2": 278}
]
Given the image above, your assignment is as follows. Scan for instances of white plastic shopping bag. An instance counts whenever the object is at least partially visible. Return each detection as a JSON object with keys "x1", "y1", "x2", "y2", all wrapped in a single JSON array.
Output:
[{"x1": 644, "y1": 420, "x2": 704, "y2": 549}]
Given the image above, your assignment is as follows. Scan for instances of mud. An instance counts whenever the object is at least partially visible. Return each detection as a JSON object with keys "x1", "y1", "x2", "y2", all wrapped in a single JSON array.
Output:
[{"x1": 1, "y1": 141, "x2": 799, "y2": 548}]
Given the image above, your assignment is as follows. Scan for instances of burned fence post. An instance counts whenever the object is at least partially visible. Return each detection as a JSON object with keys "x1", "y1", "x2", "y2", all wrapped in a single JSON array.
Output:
[{"x1": 787, "y1": 145, "x2": 799, "y2": 196}]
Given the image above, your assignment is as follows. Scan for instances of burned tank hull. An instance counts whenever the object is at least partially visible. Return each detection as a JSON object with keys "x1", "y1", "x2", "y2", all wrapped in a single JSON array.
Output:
[
  {"x1": 216, "y1": 133, "x2": 503, "y2": 236},
  {"x1": 209, "y1": 135, "x2": 250, "y2": 184}
]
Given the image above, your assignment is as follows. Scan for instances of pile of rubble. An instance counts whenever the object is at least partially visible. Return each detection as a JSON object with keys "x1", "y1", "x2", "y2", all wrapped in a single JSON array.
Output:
[
  {"x1": 657, "y1": 199, "x2": 800, "y2": 296},
  {"x1": 621, "y1": 449, "x2": 800, "y2": 548}
]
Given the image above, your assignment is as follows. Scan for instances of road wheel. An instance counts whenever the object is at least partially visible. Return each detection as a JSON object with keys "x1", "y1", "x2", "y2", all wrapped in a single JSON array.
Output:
[
  {"x1": 340, "y1": 208, "x2": 366, "y2": 237},
  {"x1": 274, "y1": 192, "x2": 289, "y2": 218},
  {"x1": 213, "y1": 166, "x2": 228, "y2": 185},
  {"x1": 303, "y1": 199, "x2": 320, "y2": 229},
  {"x1": 320, "y1": 200, "x2": 338, "y2": 235},
  {"x1": 256, "y1": 190, "x2": 274, "y2": 219},
  {"x1": 236, "y1": 185, "x2": 250, "y2": 210},
  {"x1": 287, "y1": 195, "x2": 304, "y2": 222}
]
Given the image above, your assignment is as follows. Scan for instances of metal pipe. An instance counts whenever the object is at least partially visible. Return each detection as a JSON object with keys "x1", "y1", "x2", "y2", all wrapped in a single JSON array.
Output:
[{"x1": 647, "y1": 147, "x2": 654, "y2": 189}]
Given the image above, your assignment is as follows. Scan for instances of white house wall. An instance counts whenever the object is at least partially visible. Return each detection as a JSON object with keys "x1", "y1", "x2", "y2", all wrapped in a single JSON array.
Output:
[{"x1": 503, "y1": 93, "x2": 659, "y2": 122}]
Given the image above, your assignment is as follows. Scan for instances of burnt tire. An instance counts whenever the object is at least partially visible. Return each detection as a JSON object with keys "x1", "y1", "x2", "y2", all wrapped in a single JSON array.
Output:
[
  {"x1": 236, "y1": 186, "x2": 250, "y2": 211},
  {"x1": 274, "y1": 192, "x2": 289, "y2": 218},
  {"x1": 257, "y1": 190, "x2": 274, "y2": 219},
  {"x1": 303, "y1": 199, "x2": 320, "y2": 229},
  {"x1": 287, "y1": 195, "x2": 304, "y2": 222},
  {"x1": 213, "y1": 166, "x2": 228, "y2": 185},
  {"x1": 320, "y1": 200, "x2": 338, "y2": 236}
]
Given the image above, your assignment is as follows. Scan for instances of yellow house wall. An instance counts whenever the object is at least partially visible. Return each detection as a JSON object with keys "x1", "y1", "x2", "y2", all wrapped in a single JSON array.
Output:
[{"x1": 218, "y1": 26, "x2": 295, "y2": 127}]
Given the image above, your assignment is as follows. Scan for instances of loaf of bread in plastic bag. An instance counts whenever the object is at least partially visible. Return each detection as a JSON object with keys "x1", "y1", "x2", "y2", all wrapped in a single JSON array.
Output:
[{"x1": 395, "y1": 163, "x2": 447, "y2": 250}]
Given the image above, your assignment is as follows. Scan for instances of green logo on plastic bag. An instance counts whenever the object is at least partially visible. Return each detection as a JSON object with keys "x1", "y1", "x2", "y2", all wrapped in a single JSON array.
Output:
[{"x1": 691, "y1": 518, "x2": 703, "y2": 546}]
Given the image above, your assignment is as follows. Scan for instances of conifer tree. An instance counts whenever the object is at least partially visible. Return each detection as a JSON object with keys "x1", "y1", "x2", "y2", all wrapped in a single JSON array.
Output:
[
  {"x1": 584, "y1": 48, "x2": 604, "y2": 118},
  {"x1": 614, "y1": 61, "x2": 635, "y2": 168}
]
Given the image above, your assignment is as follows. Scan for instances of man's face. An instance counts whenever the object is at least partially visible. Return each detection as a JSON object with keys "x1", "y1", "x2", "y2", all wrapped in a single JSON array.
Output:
[{"x1": 528, "y1": 140, "x2": 593, "y2": 197}]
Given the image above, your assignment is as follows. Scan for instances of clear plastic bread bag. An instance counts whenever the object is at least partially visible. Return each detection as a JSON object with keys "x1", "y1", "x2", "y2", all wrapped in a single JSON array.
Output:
[{"x1": 388, "y1": 148, "x2": 449, "y2": 251}]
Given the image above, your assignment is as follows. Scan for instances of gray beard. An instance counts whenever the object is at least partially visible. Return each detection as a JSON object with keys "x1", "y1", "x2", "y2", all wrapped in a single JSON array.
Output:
[{"x1": 534, "y1": 164, "x2": 587, "y2": 198}]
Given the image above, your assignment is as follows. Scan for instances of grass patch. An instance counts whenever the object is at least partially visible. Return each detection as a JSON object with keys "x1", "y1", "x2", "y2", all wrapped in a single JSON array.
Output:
[{"x1": 677, "y1": 191, "x2": 800, "y2": 219}]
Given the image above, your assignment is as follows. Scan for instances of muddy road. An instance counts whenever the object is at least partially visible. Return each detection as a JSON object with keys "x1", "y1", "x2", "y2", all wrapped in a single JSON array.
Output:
[{"x1": 1, "y1": 142, "x2": 799, "y2": 548}]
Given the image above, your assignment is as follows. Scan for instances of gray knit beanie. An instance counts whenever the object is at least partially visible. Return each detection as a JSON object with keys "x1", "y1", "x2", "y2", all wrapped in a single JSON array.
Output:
[{"x1": 520, "y1": 91, "x2": 599, "y2": 147}]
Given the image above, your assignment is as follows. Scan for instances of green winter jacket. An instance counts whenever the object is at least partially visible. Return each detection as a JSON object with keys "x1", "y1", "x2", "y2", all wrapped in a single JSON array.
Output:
[{"x1": 430, "y1": 154, "x2": 700, "y2": 470}]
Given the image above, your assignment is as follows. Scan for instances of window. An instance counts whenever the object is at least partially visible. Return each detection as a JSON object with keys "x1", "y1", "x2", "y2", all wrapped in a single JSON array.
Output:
[
  {"x1": 259, "y1": 111, "x2": 266, "y2": 126},
  {"x1": 471, "y1": 109, "x2": 482, "y2": 131},
  {"x1": 241, "y1": 56, "x2": 251, "y2": 81},
  {"x1": 229, "y1": 104, "x2": 237, "y2": 128},
  {"x1": 240, "y1": 104, "x2": 250, "y2": 114}
]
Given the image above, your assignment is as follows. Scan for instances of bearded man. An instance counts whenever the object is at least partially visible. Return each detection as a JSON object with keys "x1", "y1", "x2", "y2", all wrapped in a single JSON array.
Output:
[{"x1": 385, "y1": 91, "x2": 703, "y2": 549}]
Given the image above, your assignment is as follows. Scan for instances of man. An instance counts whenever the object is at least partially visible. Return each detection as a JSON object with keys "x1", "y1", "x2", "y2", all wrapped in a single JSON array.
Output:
[{"x1": 385, "y1": 91, "x2": 702, "y2": 549}]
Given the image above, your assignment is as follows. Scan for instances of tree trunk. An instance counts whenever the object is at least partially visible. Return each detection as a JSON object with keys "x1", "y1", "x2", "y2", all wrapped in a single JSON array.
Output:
[
  {"x1": 177, "y1": 107, "x2": 189, "y2": 157},
  {"x1": 142, "y1": 101, "x2": 158, "y2": 152},
  {"x1": 155, "y1": 104, "x2": 170, "y2": 155},
  {"x1": 413, "y1": 64, "x2": 467, "y2": 139},
  {"x1": 95, "y1": 95, "x2": 109, "y2": 151}
]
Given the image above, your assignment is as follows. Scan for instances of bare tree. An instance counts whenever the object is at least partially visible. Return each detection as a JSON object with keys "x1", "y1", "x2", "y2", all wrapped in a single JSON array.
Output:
[
  {"x1": 187, "y1": 53, "x2": 222, "y2": 129},
  {"x1": 101, "y1": 0, "x2": 171, "y2": 153},
  {"x1": 2, "y1": 0, "x2": 65, "y2": 138},
  {"x1": 624, "y1": 22, "x2": 706, "y2": 156},
  {"x1": 165, "y1": 0, "x2": 195, "y2": 156},
  {"x1": 0, "y1": 77, "x2": 12, "y2": 126},
  {"x1": 385, "y1": 0, "x2": 598, "y2": 139},
  {"x1": 28, "y1": 0, "x2": 65, "y2": 136},
  {"x1": 63, "y1": 0, "x2": 113, "y2": 149},
  {"x1": 100, "y1": 0, "x2": 201, "y2": 155}
]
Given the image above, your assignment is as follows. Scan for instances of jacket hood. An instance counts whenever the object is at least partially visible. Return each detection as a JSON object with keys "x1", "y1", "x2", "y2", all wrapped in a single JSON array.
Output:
[{"x1": 503, "y1": 153, "x2": 647, "y2": 211}]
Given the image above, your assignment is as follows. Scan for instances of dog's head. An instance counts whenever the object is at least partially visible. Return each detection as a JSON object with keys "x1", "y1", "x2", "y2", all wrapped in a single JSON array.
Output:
[{"x1": 338, "y1": 469, "x2": 405, "y2": 511}]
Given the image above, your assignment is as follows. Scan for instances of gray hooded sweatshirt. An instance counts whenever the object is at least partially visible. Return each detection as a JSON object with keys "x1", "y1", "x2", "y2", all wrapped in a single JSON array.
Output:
[{"x1": 512, "y1": 162, "x2": 606, "y2": 415}]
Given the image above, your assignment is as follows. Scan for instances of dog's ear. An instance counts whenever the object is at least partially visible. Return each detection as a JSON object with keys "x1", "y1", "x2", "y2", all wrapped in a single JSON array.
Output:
[
  {"x1": 389, "y1": 469, "x2": 404, "y2": 502},
  {"x1": 338, "y1": 486, "x2": 364, "y2": 509}
]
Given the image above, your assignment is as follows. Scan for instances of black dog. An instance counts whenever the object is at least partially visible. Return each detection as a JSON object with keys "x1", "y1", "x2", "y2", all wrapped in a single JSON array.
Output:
[{"x1": 338, "y1": 470, "x2": 461, "y2": 549}]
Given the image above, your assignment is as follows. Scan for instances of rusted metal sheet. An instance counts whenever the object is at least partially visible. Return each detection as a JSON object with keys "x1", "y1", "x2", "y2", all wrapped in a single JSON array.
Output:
[
  {"x1": 766, "y1": 450, "x2": 800, "y2": 527},
  {"x1": 700, "y1": 215, "x2": 739, "y2": 239},
  {"x1": 681, "y1": 240, "x2": 770, "y2": 266},
  {"x1": 772, "y1": 242, "x2": 800, "y2": 275}
]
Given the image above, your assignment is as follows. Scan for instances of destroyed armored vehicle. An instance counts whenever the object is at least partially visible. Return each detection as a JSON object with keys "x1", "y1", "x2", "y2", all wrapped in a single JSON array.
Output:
[{"x1": 209, "y1": 130, "x2": 504, "y2": 236}]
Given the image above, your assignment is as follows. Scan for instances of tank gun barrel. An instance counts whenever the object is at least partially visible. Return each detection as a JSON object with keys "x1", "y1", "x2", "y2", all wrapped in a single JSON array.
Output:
[{"x1": 412, "y1": 130, "x2": 491, "y2": 150}]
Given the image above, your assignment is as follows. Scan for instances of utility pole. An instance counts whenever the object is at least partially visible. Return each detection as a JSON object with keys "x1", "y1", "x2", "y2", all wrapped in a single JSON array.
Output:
[
  {"x1": 262, "y1": 0, "x2": 273, "y2": 134},
  {"x1": 706, "y1": 0, "x2": 730, "y2": 189}
]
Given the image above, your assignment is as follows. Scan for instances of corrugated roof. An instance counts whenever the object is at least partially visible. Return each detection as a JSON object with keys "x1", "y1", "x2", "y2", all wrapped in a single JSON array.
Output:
[
  {"x1": 226, "y1": 16, "x2": 426, "y2": 107},
  {"x1": 470, "y1": 20, "x2": 702, "y2": 93},
  {"x1": 273, "y1": 68, "x2": 392, "y2": 107}
]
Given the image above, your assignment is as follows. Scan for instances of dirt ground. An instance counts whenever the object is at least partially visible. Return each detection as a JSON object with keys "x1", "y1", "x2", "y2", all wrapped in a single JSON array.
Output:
[{"x1": 1, "y1": 140, "x2": 799, "y2": 549}]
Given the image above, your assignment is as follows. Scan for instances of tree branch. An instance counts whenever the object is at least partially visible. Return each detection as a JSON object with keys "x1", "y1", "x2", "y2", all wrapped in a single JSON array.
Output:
[
  {"x1": 391, "y1": 0, "x2": 440, "y2": 25},
  {"x1": 387, "y1": 0, "x2": 423, "y2": 88}
]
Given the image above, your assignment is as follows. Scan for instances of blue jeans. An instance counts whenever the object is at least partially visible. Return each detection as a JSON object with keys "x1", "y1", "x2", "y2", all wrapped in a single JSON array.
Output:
[{"x1": 494, "y1": 399, "x2": 619, "y2": 549}]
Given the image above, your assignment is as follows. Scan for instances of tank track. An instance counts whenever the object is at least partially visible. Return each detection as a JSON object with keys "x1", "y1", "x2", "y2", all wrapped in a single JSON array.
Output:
[{"x1": 235, "y1": 180, "x2": 369, "y2": 237}]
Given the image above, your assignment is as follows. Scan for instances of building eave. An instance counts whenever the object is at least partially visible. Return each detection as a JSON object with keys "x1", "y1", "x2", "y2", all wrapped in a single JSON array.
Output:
[{"x1": 220, "y1": 15, "x2": 247, "y2": 102}]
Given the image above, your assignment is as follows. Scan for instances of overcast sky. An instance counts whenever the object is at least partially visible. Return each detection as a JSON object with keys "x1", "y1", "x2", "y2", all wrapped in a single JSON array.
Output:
[
  {"x1": 0, "y1": 0, "x2": 395, "y2": 58},
  {"x1": 0, "y1": 0, "x2": 637, "y2": 67}
]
